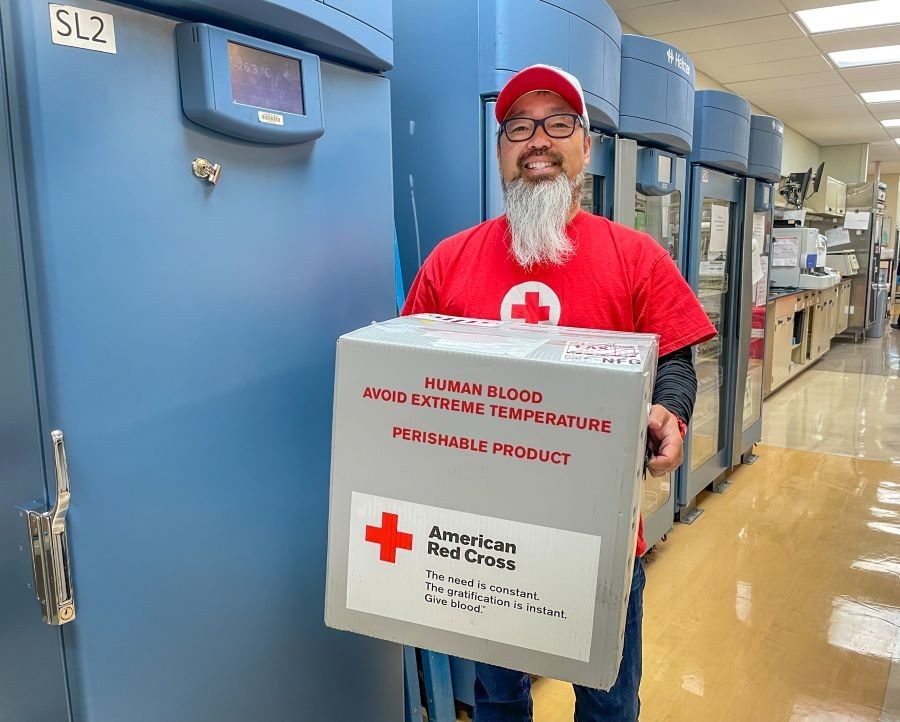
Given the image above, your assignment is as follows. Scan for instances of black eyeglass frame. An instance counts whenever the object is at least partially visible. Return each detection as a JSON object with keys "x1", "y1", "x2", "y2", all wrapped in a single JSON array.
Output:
[{"x1": 498, "y1": 113, "x2": 586, "y2": 143}]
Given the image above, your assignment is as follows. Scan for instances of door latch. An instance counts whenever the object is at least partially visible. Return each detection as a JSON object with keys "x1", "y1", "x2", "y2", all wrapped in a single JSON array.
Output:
[
  {"x1": 21, "y1": 430, "x2": 76, "y2": 625},
  {"x1": 192, "y1": 157, "x2": 221, "y2": 186}
]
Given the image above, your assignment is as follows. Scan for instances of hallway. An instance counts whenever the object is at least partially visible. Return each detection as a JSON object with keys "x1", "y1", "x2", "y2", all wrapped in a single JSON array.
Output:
[{"x1": 528, "y1": 331, "x2": 900, "y2": 721}]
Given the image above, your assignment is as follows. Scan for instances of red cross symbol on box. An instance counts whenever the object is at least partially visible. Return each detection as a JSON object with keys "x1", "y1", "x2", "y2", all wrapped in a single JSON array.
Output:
[
  {"x1": 365, "y1": 512, "x2": 413, "y2": 563},
  {"x1": 511, "y1": 291, "x2": 551, "y2": 324}
]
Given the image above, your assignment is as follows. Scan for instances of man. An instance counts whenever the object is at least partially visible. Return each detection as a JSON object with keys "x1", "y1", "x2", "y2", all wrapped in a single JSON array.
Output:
[{"x1": 402, "y1": 65, "x2": 715, "y2": 721}]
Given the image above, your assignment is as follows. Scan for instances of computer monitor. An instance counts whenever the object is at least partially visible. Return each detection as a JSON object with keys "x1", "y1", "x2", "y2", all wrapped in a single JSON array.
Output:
[
  {"x1": 783, "y1": 169, "x2": 811, "y2": 208},
  {"x1": 779, "y1": 166, "x2": 819, "y2": 209},
  {"x1": 811, "y1": 161, "x2": 825, "y2": 195}
]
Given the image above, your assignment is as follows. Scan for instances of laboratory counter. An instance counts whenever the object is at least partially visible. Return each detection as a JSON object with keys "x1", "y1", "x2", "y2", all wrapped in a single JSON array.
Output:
[{"x1": 764, "y1": 280, "x2": 853, "y2": 396}]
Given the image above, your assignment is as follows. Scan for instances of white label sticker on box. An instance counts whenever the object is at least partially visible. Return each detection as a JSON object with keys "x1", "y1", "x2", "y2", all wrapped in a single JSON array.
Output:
[
  {"x1": 419, "y1": 314, "x2": 503, "y2": 327},
  {"x1": 346, "y1": 492, "x2": 602, "y2": 661},
  {"x1": 49, "y1": 5, "x2": 116, "y2": 54},
  {"x1": 563, "y1": 342, "x2": 641, "y2": 365}
]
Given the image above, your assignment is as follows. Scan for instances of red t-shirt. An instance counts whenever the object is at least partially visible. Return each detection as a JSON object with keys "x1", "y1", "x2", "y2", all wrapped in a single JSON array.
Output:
[{"x1": 401, "y1": 211, "x2": 716, "y2": 555}]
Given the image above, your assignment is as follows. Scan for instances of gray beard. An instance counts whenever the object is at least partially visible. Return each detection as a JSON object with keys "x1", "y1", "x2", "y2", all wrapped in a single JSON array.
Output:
[{"x1": 503, "y1": 171, "x2": 584, "y2": 270}]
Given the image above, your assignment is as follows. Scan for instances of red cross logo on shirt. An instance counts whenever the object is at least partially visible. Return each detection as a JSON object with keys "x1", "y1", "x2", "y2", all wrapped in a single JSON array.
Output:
[
  {"x1": 511, "y1": 291, "x2": 551, "y2": 324},
  {"x1": 365, "y1": 512, "x2": 413, "y2": 563},
  {"x1": 500, "y1": 282, "x2": 561, "y2": 325}
]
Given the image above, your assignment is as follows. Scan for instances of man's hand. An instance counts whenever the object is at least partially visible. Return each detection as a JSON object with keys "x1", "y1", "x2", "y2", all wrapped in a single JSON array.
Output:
[{"x1": 646, "y1": 404, "x2": 684, "y2": 477}]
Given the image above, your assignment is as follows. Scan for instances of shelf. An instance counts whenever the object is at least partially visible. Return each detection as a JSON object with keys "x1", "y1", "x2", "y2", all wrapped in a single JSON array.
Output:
[
  {"x1": 791, "y1": 343, "x2": 801, "y2": 350},
  {"x1": 804, "y1": 210, "x2": 844, "y2": 220}
]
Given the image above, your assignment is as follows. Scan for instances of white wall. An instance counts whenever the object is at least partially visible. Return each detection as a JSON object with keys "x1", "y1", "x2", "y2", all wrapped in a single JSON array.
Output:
[
  {"x1": 781, "y1": 127, "x2": 821, "y2": 178},
  {"x1": 821, "y1": 144, "x2": 870, "y2": 185}
]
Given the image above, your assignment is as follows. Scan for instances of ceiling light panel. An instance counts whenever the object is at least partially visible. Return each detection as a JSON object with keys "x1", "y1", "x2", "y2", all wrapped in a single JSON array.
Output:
[
  {"x1": 797, "y1": 1, "x2": 900, "y2": 34},
  {"x1": 830, "y1": 45, "x2": 900, "y2": 67},
  {"x1": 861, "y1": 89, "x2": 900, "y2": 103}
]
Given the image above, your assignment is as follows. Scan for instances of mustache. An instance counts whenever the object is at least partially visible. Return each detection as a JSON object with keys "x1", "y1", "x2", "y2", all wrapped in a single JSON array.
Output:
[{"x1": 517, "y1": 149, "x2": 565, "y2": 172}]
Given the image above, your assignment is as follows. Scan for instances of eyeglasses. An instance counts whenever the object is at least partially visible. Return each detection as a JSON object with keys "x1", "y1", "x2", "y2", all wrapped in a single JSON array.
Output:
[{"x1": 499, "y1": 113, "x2": 585, "y2": 142}]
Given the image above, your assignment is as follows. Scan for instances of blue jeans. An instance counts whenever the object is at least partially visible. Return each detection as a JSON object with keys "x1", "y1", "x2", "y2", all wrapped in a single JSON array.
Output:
[{"x1": 473, "y1": 558, "x2": 645, "y2": 722}]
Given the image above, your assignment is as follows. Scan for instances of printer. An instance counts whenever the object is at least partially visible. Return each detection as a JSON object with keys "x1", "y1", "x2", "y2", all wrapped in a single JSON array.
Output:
[{"x1": 770, "y1": 227, "x2": 837, "y2": 289}]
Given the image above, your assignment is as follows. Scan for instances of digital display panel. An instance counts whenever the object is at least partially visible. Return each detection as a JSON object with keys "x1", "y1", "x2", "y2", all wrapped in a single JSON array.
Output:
[
  {"x1": 657, "y1": 154, "x2": 672, "y2": 184},
  {"x1": 228, "y1": 42, "x2": 304, "y2": 115}
]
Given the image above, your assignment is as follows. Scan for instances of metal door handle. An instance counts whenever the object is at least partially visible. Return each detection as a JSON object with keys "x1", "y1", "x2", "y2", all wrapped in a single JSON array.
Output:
[
  {"x1": 20, "y1": 430, "x2": 76, "y2": 625},
  {"x1": 50, "y1": 431, "x2": 70, "y2": 534}
]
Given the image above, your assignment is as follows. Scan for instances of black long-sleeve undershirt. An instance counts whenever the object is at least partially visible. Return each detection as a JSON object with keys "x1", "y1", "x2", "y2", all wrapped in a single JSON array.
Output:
[{"x1": 652, "y1": 346, "x2": 697, "y2": 424}]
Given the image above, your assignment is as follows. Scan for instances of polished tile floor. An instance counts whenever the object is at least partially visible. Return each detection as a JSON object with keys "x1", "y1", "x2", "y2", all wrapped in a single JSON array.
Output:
[
  {"x1": 463, "y1": 328, "x2": 900, "y2": 721},
  {"x1": 761, "y1": 332, "x2": 899, "y2": 463}
]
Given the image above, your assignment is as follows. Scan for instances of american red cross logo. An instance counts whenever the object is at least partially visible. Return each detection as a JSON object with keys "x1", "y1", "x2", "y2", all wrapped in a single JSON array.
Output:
[
  {"x1": 500, "y1": 282, "x2": 561, "y2": 325},
  {"x1": 365, "y1": 512, "x2": 413, "y2": 563}
]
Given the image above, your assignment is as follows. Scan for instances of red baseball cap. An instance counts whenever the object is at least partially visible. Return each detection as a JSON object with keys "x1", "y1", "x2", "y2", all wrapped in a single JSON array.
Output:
[{"x1": 495, "y1": 64, "x2": 588, "y2": 123}]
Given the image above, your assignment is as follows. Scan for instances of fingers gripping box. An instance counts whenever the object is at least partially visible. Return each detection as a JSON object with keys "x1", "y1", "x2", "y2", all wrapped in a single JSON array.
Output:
[{"x1": 325, "y1": 314, "x2": 658, "y2": 689}]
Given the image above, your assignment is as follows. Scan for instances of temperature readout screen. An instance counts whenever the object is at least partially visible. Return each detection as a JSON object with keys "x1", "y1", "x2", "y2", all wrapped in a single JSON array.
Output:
[{"x1": 228, "y1": 42, "x2": 304, "y2": 115}]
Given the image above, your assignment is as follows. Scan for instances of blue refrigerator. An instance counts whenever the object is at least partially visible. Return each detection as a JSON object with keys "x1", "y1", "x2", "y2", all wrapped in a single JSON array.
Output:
[
  {"x1": 390, "y1": 0, "x2": 623, "y2": 710},
  {"x1": 732, "y1": 115, "x2": 784, "y2": 467},
  {"x1": 678, "y1": 90, "x2": 754, "y2": 522},
  {"x1": 0, "y1": 1, "x2": 401, "y2": 720},
  {"x1": 616, "y1": 34, "x2": 695, "y2": 548}
]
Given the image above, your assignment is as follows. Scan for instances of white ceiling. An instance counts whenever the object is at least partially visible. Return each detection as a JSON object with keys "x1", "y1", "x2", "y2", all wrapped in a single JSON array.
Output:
[{"x1": 608, "y1": 0, "x2": 900, "y2": 174}]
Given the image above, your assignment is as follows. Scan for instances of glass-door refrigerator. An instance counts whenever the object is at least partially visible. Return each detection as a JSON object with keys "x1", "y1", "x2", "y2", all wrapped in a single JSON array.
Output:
[
  {"x1": 617, "y1": 34, "x2": 695, "y2": 547},
  {"x1": 678, "y1": 90, "x2": 753, "y2": 523},
  {"x1": 732, "y1": 115, "x2": 783, "y2": 467}
]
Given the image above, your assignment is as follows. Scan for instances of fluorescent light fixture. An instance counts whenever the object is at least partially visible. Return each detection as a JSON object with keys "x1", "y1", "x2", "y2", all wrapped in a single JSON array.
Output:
[
  {"x1": 861, "y1": 89, "x2": 900, "y2": 103},
  {"x1": 830, "y1": 45, "x2": 900, "y2": 68},
  {"x1": 797, "y1": 1, "x2": 900, "y2": 34},
  {"x1": 882, "y1": 119, "x2": 900, "y2": 127},
  {"x1": 895, "y1": 138, "x2": 900, "y2": 144}
]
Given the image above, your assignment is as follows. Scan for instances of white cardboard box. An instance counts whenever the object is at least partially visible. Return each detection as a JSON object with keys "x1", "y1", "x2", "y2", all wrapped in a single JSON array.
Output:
[{"x1": 325, "y1": 314, "x2": 658, "y2": 689}]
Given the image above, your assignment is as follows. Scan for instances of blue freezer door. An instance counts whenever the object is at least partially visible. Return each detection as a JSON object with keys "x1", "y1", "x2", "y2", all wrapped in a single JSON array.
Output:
[
  {"x1": 0, "y1": 15, "x2": 70, "y2": 717},
  {"x1": 1, "y1": 1, "x2": 400, "y2": 720}
]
